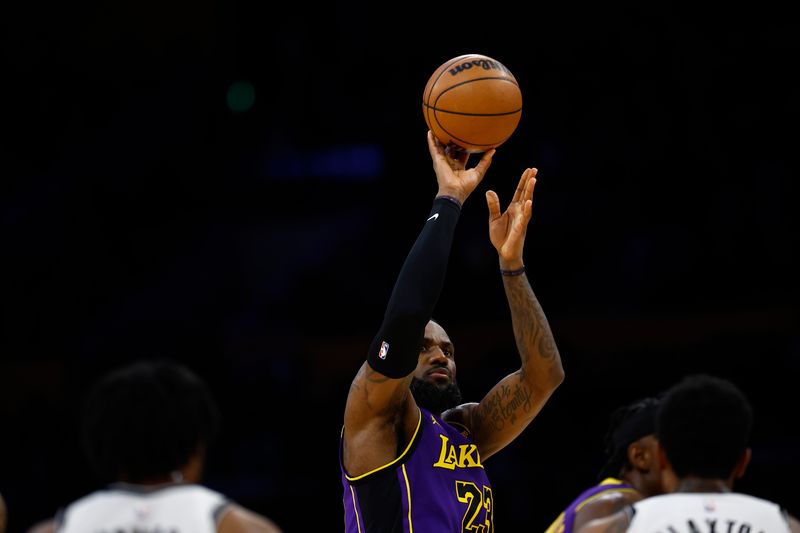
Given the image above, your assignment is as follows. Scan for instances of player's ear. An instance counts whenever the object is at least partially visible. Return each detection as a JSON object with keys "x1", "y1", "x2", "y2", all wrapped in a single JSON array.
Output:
[
  {"x1": 734, "y1": 447, "x2": 752, "y2": 479},
  {"x1": 627, "y1": 437, "x2": 653, "y2": 470}
]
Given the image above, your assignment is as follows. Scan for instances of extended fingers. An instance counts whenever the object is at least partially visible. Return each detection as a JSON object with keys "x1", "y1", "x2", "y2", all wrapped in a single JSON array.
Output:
[
  {"x1": 512, "y1": 168, "x2": 537, "y2": 203},
  {"x1": 485, "y1": 190, "x2": 501, "y2": 221},
  {"x1": 524, "y1": 175, "x2": 537, "y2": 202}
]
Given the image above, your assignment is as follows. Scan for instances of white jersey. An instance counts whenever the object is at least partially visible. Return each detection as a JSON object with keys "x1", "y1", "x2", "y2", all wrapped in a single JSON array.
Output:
[
  {"x1": 629, "y1": 492, "x2": 791, "y2": 533},
  {"x1": 56, "y1": 483, "x2": 232, "y2": 533}
]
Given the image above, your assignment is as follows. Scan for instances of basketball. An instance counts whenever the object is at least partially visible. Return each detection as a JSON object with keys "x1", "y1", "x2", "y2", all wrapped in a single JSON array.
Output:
[{"x1": 423, "y1": 54, "x2": 522, "y2": 153}]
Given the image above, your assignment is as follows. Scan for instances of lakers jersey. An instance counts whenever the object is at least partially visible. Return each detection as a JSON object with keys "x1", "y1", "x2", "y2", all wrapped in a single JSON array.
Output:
[
  {"x1": 340, "y1": 406, "x2": 493, "y2": 532},
  {"x1": 544, "y1": 478, "x2": 638, "y2": 533},
  {"x1": 628, "y1": 492, "x2": 791, "y2": 533},
  {"x1": 56, "y1": 483, "x2": 231, "y2": 533}
]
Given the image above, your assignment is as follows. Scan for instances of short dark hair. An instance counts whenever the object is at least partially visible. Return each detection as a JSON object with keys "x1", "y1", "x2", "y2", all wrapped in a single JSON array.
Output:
[
  {"x1": 598, "y1": 396, "x2": 660, "y2": 481},
  {"x1": 657, "y1": 373, "x2": 753, "y2": 479},
  {"x1": 81, "y1": 359, "x2": 221, "y2": 483}
]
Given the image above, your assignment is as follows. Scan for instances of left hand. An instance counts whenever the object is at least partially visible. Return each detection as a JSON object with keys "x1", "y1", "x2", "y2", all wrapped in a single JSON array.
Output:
[{"x1": 485, "y1": 167, "x2": 537, "y2": 268}]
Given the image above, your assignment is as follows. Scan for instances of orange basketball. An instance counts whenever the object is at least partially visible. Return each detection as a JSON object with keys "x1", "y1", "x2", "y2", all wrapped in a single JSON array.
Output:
[{"x1": 423, "y1": 54, "x2": 522, "y2": 153}]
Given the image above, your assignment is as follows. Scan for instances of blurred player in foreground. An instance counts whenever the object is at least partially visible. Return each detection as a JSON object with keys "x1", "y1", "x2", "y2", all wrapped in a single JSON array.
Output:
[
  {"x1": 577, "y1": 374, "x2": 800, "y2": 533},
  {"x1": 28, "y1": 359, "x2": 282, "y2": 533}
]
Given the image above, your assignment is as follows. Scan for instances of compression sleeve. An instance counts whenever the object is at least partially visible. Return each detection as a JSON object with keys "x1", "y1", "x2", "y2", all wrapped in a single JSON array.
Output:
[{"x1": 366, "y1": 196, "x2": 461, "y2": 378}]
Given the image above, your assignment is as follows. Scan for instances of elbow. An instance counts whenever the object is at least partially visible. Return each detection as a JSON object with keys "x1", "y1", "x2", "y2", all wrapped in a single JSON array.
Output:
[
  {"x1": 553, "y1": 364, "x2": 565, "y2": 388},
  {"x1": 546, "y1": 358, "x2": 565, "y2": 391},
  {"x1": 524, "y1": 358, "x2": 564, "y2": 394}
]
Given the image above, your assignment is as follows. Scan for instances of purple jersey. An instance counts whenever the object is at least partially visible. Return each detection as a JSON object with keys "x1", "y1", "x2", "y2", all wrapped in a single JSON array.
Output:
[{"x1": 340, "y1": 406, "x2": 493, "y2": 532}]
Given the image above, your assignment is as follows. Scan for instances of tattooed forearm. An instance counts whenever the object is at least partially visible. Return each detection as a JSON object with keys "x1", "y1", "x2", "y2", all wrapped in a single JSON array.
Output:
[{"x1": 503, "y1": 274, "x2": 560, "y2": 365}]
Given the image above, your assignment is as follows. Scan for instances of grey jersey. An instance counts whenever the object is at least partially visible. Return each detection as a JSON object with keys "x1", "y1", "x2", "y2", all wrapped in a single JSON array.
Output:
[
  {"x1": 629, "y1": 492, "x2": 790, "y2": 533},
  {"x1": 57, "y1": 483, "x2": 231, "y2": 533}
]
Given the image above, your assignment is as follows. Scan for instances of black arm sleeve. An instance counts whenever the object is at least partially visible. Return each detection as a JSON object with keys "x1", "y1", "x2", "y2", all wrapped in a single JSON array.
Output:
[{"x1": 366, "y1": 196, "x2": 461, "y2": 378}]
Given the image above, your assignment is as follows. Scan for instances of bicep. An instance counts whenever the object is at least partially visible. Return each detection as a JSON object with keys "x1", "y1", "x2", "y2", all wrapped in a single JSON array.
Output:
[
  {"x1": 342, "y1": 361, "x2": 418, "y2": 476},
  {"x1": 467, "y1": 369, "x2": 557, "y2": 460},
  {"x1": 344, "y1": 361, "x2": 413, "y2": 431}
]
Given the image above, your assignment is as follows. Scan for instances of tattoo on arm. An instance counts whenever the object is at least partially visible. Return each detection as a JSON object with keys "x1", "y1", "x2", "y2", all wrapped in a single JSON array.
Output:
[
  {"x1": 504, "y1": 275, "x2": 558, "y2": 367},
  {"x1": 475, "y1": 377, "x2": 534, "y2": 432},
  {"x1": 351, "y1": 364, "x2": 411, "y2": 411}
]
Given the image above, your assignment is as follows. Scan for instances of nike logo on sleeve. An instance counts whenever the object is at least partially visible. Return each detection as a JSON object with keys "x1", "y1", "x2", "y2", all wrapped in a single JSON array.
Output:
[{"x1": 427, "y1": 213, "x2": 439, "y2": 222}]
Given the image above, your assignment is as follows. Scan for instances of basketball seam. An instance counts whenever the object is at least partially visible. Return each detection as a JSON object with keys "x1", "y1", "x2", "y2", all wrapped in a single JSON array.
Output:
[
  {"x1": 436, "y1": 120, "x2": 518, "y2": 149},
  {"x1": 431, "y1": 77, "x2": 520, "y2": 114},
  {"x1": 424, "y1": 55, "x2": 470, "y2": 131},
  {"x1": 421, "y1": 105, "x2": 521, "y2": 117}
]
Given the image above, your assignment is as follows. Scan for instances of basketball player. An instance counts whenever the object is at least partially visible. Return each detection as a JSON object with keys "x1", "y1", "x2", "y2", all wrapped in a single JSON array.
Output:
[
  {"x1": 27, "y1": 359, "x2": 282, "y2": 533},
  {"x1": 544, "y1": 396, "x2": 663, "y2": 533},
  {"x1": 576, "y1": 374, "x2": 800, "y2": 533},
  {"x1": 340, "y1": 131, "x2": 565, "y2": 531}
]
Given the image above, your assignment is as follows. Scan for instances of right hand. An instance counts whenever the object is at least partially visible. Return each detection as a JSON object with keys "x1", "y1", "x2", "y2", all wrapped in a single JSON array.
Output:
[{"x1": 427, "y1": 130, "x2": 495, "y2": 204}]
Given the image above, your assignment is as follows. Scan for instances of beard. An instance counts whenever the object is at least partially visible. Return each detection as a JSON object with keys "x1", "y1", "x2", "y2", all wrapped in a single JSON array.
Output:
[{"x1": 410, "y1": 376, "x2": 463, "y2": 415}]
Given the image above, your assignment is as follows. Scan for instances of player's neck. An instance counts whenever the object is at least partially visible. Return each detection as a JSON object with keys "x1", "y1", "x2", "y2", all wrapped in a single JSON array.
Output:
[{"x1": 675, "y1": 477, "x2": 732, "y2": 493}]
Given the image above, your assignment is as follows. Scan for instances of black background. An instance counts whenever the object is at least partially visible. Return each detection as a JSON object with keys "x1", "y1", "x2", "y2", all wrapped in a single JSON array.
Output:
[{"x1": 2, "y1": 2, "x2": 799, "y2": 531}]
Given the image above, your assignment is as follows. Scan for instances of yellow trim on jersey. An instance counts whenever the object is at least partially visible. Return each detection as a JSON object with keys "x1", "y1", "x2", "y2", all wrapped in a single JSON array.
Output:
[
  {"x1": 543, "y1": 511, "x2": 565, "y2": 533},
  {"x1": 349, "y1": 485, "x2": 363, "y2": 533},
  {"x1": 344, "y1": 408, "x2": 423, "y2": 482},
  {"x1": 445, "y1": 420, "x2": 471, "y2": 437},
  {"x1": 401, "y1": 463, "x2": 414, "y2": 532}
]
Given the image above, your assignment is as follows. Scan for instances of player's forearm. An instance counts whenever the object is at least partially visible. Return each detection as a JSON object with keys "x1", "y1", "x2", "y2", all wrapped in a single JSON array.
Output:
[
  {"x1": 502, "y1": 273, "x2": 564, "y2": 389},
  {"x1": 366, "y1": 196, "x2": 461, "y2": 378}
]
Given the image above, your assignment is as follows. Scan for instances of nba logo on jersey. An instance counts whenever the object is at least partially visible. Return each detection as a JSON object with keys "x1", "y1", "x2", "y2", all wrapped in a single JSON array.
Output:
[{"x1": 379, "y1": 341, "x2": 390, "y2": 359}]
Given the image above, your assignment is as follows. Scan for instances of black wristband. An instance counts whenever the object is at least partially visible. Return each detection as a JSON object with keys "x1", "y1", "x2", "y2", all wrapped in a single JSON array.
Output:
[{"x1": 500, "y1": 265, "x2": 526, "y2": 276}]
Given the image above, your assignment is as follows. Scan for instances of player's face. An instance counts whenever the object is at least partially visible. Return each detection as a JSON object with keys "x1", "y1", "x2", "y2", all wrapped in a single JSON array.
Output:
[
  {"x1": 410, "y1": 320, "x2": 462, "y2": 413},
  {"x1": 413, "y1": 320, "x2": 456, "y2": 387}
]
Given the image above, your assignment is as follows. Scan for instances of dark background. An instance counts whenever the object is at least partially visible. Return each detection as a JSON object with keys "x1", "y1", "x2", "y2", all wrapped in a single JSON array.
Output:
[{"x1": 2, "y1": 2, "x2": 799, "y2": 531}]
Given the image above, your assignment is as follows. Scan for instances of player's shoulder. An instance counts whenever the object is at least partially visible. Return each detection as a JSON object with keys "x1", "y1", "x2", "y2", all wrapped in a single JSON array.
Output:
[
  {"x1": 573, "y1": 485, "x2": 640, "y2": 532},
  {"x1": 787, "y1": 513, "x2": 800, "y2": 533},
  {"x1": 441, "y1": 402, "x2": 479, "y2": 435},
  {"x1": 582, "y1": 489, "x2": 641, "y2": 515}
]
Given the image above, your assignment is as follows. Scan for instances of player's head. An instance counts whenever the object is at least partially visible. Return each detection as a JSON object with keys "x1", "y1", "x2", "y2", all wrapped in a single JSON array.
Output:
[
  {"x1": 598, "y1": 395, "x2": 662, "y2": 495},
  {"x1": 410, "y1": 320, "x2": 462, "y2": 414},
  {"x1": 657, "y1": 373, "x2": 753, "y2": 482},
  {"x1": 81, "y1": 359, "x2": 221, "y2": 485}
]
